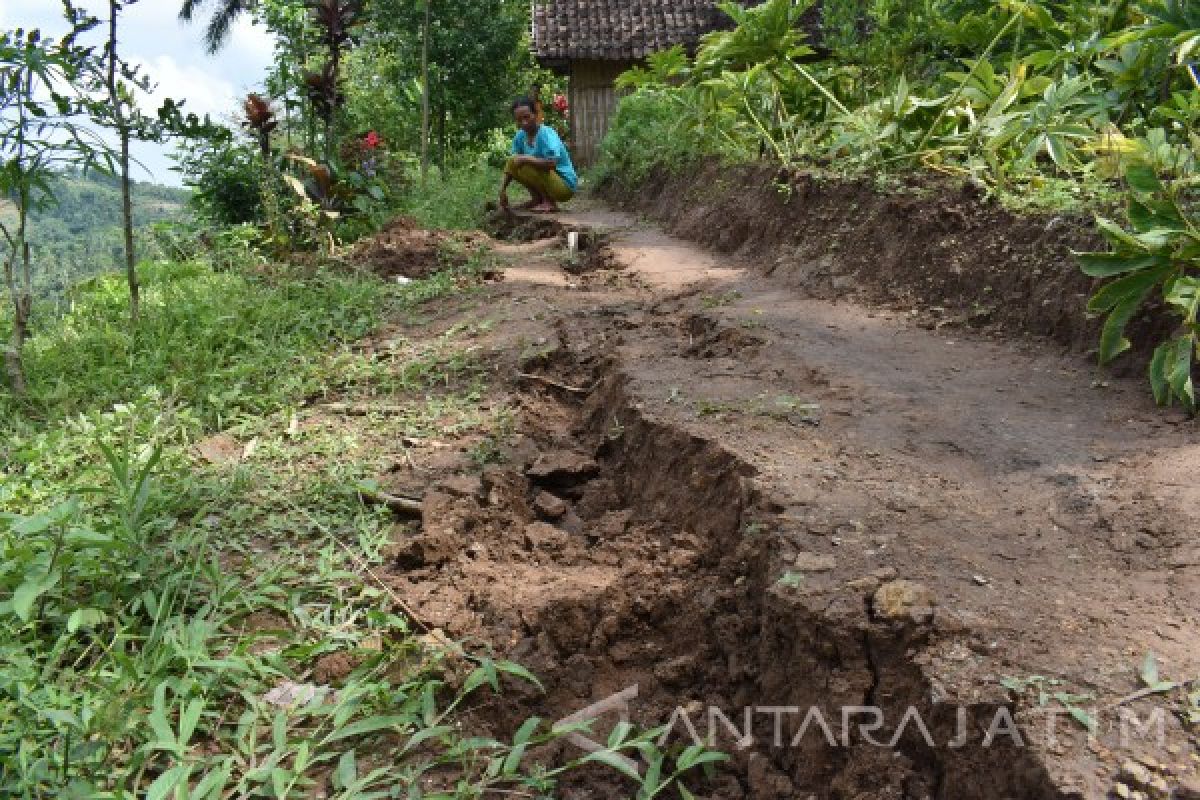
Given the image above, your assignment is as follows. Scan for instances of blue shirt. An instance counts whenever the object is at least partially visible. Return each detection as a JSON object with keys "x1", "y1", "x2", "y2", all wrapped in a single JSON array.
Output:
[{"x1": 512, "y1": 125, "x2": 578, "y2": 191}]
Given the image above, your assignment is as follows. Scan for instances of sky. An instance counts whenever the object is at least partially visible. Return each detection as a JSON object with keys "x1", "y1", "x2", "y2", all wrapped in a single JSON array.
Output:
[{"x1": 1, "y1": 0, "x2": 276, "y2": 187}]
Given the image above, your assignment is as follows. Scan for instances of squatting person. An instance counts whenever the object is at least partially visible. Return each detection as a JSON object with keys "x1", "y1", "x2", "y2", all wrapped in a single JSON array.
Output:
[{"x1": 499, "y1": 97, "x2": 578, "y2": 214}]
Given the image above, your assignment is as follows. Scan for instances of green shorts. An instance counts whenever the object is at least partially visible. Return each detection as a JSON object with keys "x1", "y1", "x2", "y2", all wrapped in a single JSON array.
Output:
[{"x1": 505, "y1": 157, "x2": 575, "y2": 203}]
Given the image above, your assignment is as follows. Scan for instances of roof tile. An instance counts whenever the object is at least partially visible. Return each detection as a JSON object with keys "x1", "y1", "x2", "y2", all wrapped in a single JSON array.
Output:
[{"x1": 533, "y1": 0, "x2": 726, "y2": 61}]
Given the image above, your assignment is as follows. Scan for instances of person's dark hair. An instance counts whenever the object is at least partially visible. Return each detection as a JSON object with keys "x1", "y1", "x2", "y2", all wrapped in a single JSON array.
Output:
[{"x1": 511, "y1": 97, "x2": 537, "y2": 114}]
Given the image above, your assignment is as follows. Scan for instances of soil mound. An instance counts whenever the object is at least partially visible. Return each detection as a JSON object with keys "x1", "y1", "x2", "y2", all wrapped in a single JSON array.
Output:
[{"x1": 349, "y1": 215, "x2": 491, "y2": 279}]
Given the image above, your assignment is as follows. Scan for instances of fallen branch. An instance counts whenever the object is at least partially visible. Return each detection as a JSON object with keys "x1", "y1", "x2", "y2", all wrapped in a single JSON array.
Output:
[
  {"x1": 358, "y1": 487, "x2": 422, "y2": 517},
  {"x1": 324, "y1": 402, "x2": 410, "y2": 416},
  {"x1": 517, "y1": 372, "x2": 594, "y2": 395}
]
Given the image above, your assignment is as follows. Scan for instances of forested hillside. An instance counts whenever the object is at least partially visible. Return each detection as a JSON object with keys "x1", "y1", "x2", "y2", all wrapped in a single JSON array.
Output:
[{"x1": 0, "y1": 171, "x2": 189, "y2": 298}]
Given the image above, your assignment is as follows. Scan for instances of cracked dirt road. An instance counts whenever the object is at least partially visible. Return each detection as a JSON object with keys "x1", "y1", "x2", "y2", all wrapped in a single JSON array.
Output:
[{"x1": 380, "y1": 199, "x2": 1200, "y2": 799}]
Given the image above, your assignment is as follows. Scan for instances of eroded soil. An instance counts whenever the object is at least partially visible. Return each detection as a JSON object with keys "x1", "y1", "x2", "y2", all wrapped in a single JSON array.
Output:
[{"x1": 350, "y1": 193, "x2": 1199, "y2": 799}]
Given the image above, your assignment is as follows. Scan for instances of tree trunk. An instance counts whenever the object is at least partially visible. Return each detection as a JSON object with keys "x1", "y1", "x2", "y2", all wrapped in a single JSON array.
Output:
[
  {"x1": 119, "y1": 131, "x2": 138, "y2": 322},
  {"x1": 4, "y1": 70, "x2": 34, "y2": 395},
  {"x1": 2, "y1": 245, "x2": 28, "y2": 395},
  {"x1": 108, "y1": 0, "x2": 139, "y2": 323},
  {"x1": 437, "y1": 99, "x2": 447, "y2": 175},
  {"x1": 420, "y1": 0, "x2": 432, "y2": 184}
]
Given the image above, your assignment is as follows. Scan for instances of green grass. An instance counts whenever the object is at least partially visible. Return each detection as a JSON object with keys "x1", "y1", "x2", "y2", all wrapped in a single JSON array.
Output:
[
  {"x1": 398, "y1": 164, "x2": 503, "y2": 230},
  {"x1": 0, "y1": 245, "x2": 715, "y2": 797},
  {"x1": 0, "y1": 256, "x2": 482, "y2": 433}
]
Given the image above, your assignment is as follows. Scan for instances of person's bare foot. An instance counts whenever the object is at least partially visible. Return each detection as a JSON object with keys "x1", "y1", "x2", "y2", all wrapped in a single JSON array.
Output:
[{"x1": 532, "y1": 202, "x2": 558, "y2": 213}]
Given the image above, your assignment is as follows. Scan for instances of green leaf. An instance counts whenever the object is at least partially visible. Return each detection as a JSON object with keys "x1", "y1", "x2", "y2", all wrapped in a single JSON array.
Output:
[
  {"x1": 1068, "y1": 706, "x2": 1097, "y2": 733},
  {"x1": 1150, "y1": 342, "x2": 1173, "y2": 405},
  {"x1": 334, "y1": 749, "x2": 357, "y2": 789},
  {"x1": 583, "y1": 748, "x2": 642, "y2": 782},
  {"x1": 1045, "y1": 134, "x2": 1069, "y2": 167},
  {"x1": 192, "y1": 762, "x2": 231, "y2": 799},
  {"x1": 1099, "y1": 288, "x2": 1152, "y2": 363},
  {"x1": 677, "y1": 745, "x2": 730, "y2": 771},
  {"x1": 66, "y1": 608, "x2": 107, "y2": 633},
  {"x1": 398, "y1": 724, "x2": 452, "y2": 755},
  {"x1": 679, "y1": 785, "x2": 697, "y2": 800},
  {"x1": 514, "y1": 716, "x2": 541, "y2": 746},
  {"x1": 271, "y1": 766, "x2": 291, "y2": 798},
  {"x1": 608, "y1": 720, "x2": 634, "y2": 748},
  {"x1": 180, "y1": 698, "x2": 204, "y2": 746},
  {"x1": 642, "y1": 753, "x2": 664, "y2": 796},
  {"x1": 1125, "y1": 164, "x2": 1163, "y2": 195},
  {"x1": 1087, "y1": 264, "x2": 1170, "y2": 315},
  {"x1": 462, "y1": 659, "x2": 500, "y2": 695},
  {"x1": 145, "y1": 766, "x2": 186, "y2": 800},
  {"x1": 148, "y1": 685, "x2": 177, "y2": 749},
  {"x1": 502, "y1": 741, "x2": 529, "y2": 775},
  {"x1": 496, "y1": 660, "x2": 544, "y2": 691},
  {"x1": 1077, "y1": 252, "x2": 1163, "y2": 279},
  {"x1": 326, "y1": 715, "x2": 410, "y2": 744},
  {"x1": 1094, "y1": 218, "x2": 1146, "y2": 251},
  {"x1": 1129, "y1": 199, "x2": 1186, "y2": 234},
  {"x1": 1141, "y1": 652, "x2": 1160, "y2": 687},
  {"x1": 12, "y1": 512, "x2": 56, "y2": 536},
  {"x1": 12, "y1": 572, "x2": 59, "y2": 623},
  {"x1": 1169, "y1": 335, "x2": 1196, "y2": 408}
]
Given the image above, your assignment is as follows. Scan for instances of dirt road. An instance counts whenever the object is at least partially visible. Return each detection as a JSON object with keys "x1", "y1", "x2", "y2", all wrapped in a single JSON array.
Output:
[{"x1": 379, "y1": 198, "x2": 1200, "y2": 799}]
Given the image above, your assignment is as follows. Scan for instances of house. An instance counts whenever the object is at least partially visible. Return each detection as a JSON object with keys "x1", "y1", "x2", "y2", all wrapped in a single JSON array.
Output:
[{"x1": 531, "y1": 0, "x2": 732, "y2": 167}]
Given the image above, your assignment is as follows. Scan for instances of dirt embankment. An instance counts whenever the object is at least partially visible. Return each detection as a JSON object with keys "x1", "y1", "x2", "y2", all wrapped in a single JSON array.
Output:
[
  {"x1": 345, "y1": 206, "x2": 1198, "y2": 799},
  {"x1": 598, "y1": 162, "x2": 1169, "y2": 365},
  {"x1": 382, "y1": 341, "x2": 1063, "y2": 799}
]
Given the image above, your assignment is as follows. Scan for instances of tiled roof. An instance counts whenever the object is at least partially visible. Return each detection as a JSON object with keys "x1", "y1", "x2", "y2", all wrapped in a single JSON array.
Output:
[{"x1": 532, "y1": 0, "x2": 727, "y2": 61}]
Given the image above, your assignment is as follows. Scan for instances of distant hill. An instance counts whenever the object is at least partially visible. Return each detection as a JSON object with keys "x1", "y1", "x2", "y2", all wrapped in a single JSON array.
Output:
[{"x1": 0, "y1": 171, "x2": 190, "y2": 298}]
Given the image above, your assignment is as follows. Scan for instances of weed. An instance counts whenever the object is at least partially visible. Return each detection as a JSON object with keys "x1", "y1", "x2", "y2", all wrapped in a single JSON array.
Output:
[
  {"x1": 701, "y1": 290, "x2": 743, "y2": 309},
  {"x1": 999, "y1": 674, "x2": 1096, "y2": 732},
  {"x1": 776, "y1": 572, "x2": 805, "y2": 589}
]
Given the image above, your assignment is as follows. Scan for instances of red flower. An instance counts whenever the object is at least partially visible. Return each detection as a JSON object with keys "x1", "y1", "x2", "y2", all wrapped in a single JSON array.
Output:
[
  {"x1": 553, "y1": 94, "x2": 568, "y2": 113},
  {"x1": 364, "y1": 131, "x2": 381, "y2": 149}
]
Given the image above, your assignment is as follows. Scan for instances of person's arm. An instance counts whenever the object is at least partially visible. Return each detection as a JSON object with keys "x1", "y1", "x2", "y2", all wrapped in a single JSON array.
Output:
[
  {"x1": 512, "y1": 155, "x2": 556, "y2": 171},
  {"x1": 499, "y1": 170, "x2": 513, "y2": 209}
]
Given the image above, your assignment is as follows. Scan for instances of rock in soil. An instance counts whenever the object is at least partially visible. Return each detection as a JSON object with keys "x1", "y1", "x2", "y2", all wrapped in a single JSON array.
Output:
[
  {"x1": 526, "y1": 452, "x2": 600, "y2": 488},
  {"x1": 872, "y1": 580, "x2": 936, "y2": 625},
  {"x1": 533, "y1": 490, "x2": 569, "y2": 520}
]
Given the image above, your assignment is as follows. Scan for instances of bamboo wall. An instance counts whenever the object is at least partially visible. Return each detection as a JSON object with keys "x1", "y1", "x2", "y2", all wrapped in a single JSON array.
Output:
[{"x1": 568, "y1": 59, "x2": 634, "y2": 168}]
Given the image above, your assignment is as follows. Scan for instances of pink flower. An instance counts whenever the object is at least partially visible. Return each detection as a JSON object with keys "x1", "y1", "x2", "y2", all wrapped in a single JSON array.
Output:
[
  {"x1": 553, "y1": 94, "x2": 568, "y2": 113},
  {"x1": 364, "y1": 131, "x2": 381, "y2": 149}
]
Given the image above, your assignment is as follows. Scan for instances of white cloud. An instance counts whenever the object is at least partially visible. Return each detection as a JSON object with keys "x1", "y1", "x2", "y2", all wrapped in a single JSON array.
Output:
[
  {"x1": 137, "y1": 55, "x2": 239, "y2": 120},
  {"x1": 4, "y1": 0, "x2": 275, "y2": 186}
]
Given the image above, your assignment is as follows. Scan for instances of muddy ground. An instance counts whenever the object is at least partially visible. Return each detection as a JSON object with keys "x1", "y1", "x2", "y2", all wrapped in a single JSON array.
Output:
[{"x1": 339, "y1": 191, "x2": 1199, "y2": 799}]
